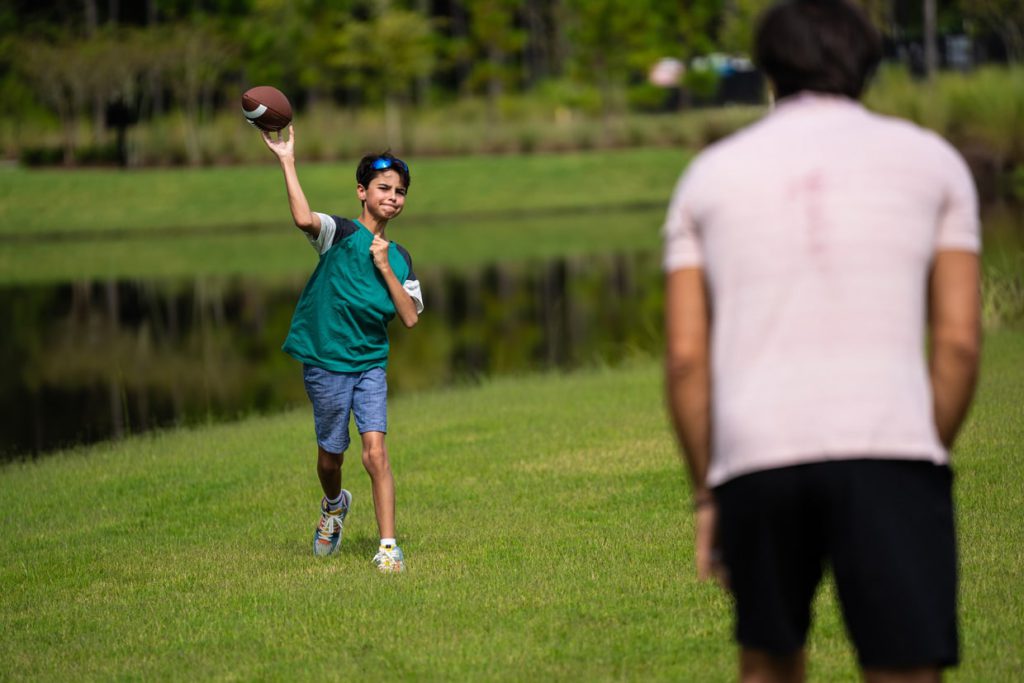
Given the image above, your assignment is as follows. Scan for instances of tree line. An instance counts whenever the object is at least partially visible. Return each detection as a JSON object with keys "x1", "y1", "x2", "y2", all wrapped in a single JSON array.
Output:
[{"x1": 1, "y1": 0, "x2": 1020, "y2": 164}]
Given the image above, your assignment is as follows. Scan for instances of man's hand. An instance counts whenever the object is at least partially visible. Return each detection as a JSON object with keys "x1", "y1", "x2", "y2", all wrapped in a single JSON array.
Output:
[
  {"x1": 370, "y1": 236, "x2": 391, "y2": 272},
  {"x1": 695, "y1": 498, "x2": 728, "y2": 590},
  {"x1": 261, "y1": 124, "x2": 295, "y2": 162}
]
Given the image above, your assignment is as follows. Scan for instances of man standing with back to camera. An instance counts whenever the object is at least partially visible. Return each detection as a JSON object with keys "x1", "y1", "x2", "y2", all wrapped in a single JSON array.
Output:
[{"x1": 663, "y1": 1, "x2": 981, "y2": 682}]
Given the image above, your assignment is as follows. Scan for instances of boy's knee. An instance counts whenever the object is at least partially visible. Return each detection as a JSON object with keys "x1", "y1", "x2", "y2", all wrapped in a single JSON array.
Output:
[{"x1": 362, "y1": 443, "x2": 389, "y2": 472}]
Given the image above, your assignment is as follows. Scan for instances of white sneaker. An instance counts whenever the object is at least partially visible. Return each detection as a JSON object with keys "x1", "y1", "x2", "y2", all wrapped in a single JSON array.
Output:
[{"x1": 372, "y1": 544, "x2": 405, "y2": 573}]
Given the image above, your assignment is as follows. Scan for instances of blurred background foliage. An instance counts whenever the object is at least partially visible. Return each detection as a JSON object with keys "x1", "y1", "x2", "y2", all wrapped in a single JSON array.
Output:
[{"x1": 0, "y1": 0, "x2": 1021, "y2": 185}]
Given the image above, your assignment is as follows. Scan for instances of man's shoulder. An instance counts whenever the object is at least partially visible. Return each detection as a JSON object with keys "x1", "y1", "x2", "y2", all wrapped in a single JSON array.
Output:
[
  {"x1": 860, "y1": 109, "x2": 971, "y2": 177},
  {"x1": 684, "y1": 115, "x2": 775, "y2": 178},
  {"x1": 861, "y1": 108, "x2": 942, "y2": 141}
]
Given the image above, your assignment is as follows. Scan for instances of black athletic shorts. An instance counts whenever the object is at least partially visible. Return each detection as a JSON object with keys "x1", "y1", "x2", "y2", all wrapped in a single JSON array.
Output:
[{"x1": 714, "y1": 459, "x2": 959, "y2": 669}]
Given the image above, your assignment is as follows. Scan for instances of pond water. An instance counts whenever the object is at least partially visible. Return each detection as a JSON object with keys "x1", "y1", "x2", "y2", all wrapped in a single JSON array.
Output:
[
  {"x1": 3, "y1": 204, "x2": 1021, "y2": 460},
  {"x1": 0, "y1": 251, "x2": 664, "y2": 458}
]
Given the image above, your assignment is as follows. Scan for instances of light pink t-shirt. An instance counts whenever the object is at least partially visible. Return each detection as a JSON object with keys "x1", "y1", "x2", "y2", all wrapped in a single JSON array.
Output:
[{"x1": 663, "y1": 94, "x2": 980, "y2": 487}]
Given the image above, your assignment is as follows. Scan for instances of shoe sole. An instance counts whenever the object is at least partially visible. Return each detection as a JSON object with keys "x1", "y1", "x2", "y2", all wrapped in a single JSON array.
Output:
[{"x1": 313, "y1": 541, "x2": 339, "y2": 557}]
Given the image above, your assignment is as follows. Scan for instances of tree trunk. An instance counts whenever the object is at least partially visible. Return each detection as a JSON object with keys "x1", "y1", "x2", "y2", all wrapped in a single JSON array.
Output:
[
  {"x1": 452, "y1": 1, "x2": 472, "y2": 99},
  {"x1": 84, "y1": 0, "x2": 98, "y2": 32},
  {"x1": 143, "y1": 4, "x2": 163, "y2": 118},
  {"x1": 84, "y1": 0, "x2": 105, "y2": 145},
  {"x1": 998, "y1": 22, "x2": 1024, "y2": 63},
  {"x1": 552, "y1": 0, "x2": 570, "y2": 77},
  {"x1": 923, "y1": 0, "x2": 938, "y2": 80},
  {"x1": 487, "y1": 43, "x2": 504, "y2": 122},
  {"x1": 182, "y1": 53, "x2": 202, "y2": 166},
  {"x1": 415, "y1": 0, "x2": 431, "y2": 105},
  {"x1": 58, "y1": 96, "x2": 76, "y2": 166},
  {"x1": 523, "y1": 0, "x2": 549, "y2": 87},
  {"x1": 385, "y1": 94, "x2": 402, "y2": 149}
]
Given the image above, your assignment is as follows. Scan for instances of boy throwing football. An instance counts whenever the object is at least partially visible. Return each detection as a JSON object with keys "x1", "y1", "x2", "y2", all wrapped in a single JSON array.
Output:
[{"x1": 262, "y1": 125, "x2": 422, "y2": 573}]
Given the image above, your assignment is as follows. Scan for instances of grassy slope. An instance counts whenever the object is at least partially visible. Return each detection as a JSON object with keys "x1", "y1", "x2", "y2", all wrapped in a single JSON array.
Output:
[
  {"x1": 0, "y1": 148, "x2": 685, "y2": 234},
  {"x1": 0, "y1": 148, "x2": 685, "y2": 284},
  {"x1": 2, "y1": 147, "x2": 1021, "y2": 286},
  {"x1": 1, "y1": 330, "x2": 1021, "y2": 681}
]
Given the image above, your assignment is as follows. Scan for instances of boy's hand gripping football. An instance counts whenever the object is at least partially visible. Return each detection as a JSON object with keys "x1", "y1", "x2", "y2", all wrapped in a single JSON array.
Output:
[{"x1": 261, "y1": 123, "x2": 295, "y2": 162}]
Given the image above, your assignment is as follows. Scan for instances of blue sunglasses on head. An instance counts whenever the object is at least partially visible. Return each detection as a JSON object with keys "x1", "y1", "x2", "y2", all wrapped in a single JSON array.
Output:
[{"x1": 371, "y1": 157, "x2": 409, "y2": 173}]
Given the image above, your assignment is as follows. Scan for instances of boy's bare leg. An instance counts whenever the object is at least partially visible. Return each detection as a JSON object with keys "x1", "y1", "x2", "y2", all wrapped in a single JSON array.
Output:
[
  {"x1": 740, "y1": 649, "x2": 806, "y2": 683},
  {"x1": 360, "y1": 431, "x2": 395, "y2": 538},
  {"x1": 316, "y1": 446, "x2": 344, "y2": 500}
]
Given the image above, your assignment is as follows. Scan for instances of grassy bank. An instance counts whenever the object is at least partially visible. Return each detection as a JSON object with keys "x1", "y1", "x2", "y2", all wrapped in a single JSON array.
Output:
[
  {"x1": 1, "y1": 330, "x2": 1022, "y2": 681},
  {"x1": 1, "y1": 157, "x2": 1020, "y2": 332},
  {"x1": 0, "y1": 149, "x2": 685, "y2": 283},
  {"x1": 2, "y1": 148, "x2": 1023, "y2": 290},
  {"x1": 0, "y1": 148, "x2": 688, "y2": 237}
]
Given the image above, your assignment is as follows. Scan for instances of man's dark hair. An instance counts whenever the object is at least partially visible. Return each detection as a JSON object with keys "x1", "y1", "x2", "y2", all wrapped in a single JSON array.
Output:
[
  {"x1": 754, "y1": 0, "x2": 882, "y2": 100},
  {"x1": 356, "y1": 151, "x2": 411, "y2": 190}
]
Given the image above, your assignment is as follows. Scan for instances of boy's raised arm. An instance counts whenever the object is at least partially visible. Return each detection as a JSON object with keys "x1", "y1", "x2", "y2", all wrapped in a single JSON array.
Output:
[{"x1": 261, "y1": 124, "x2": 321, "y2": 238}]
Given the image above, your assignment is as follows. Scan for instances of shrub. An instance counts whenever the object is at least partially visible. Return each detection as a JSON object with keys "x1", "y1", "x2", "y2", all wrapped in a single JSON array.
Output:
[{"x1": 20, "y1": 145, "x2": 64, "y2": 166}]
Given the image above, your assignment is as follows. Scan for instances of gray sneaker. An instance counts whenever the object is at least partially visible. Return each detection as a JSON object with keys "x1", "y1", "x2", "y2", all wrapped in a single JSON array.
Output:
[
  {"x1": 312, "y1": 490, "x2": 352, "y2": 557},
  {"x1": 372, "y1": 544, "x2": 405, "y2": 573}
]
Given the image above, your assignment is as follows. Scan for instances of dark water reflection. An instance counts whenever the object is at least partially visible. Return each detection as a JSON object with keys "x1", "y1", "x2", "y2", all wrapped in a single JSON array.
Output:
[{"x1": 0, "y1": 252, "x2": 664, "y2": 458}]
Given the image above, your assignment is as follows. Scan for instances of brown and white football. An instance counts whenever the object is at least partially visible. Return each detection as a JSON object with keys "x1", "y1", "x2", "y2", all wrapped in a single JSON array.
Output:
[{"x1": 241, "y1": 86, "x2": 292, "y2": 132}]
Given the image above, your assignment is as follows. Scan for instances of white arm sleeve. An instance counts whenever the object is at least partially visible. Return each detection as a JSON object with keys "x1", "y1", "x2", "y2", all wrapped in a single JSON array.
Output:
[
  {"x1": 308, "y1": 212, "x2": 337, "y2": 255},
  {"x1": 403, "y1": 279, "x2": 424, "y2": 314}
]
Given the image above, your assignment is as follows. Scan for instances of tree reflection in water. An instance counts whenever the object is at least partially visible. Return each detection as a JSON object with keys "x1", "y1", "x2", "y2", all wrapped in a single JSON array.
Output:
[{"x1": 0, "y1": 251, "x2": 664, "y2": 459}]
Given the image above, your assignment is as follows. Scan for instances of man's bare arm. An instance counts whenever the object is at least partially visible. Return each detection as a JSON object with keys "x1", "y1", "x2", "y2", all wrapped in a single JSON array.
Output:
[
  {"x1": 665, "y1": 267, "x2": 721, "y2": 583},
  {"x1": 928, "y1": 250, "x2": 981, "y2": 449},
  {"x1": 665, "y1": 267, "x2": 712, "y2": 496}
]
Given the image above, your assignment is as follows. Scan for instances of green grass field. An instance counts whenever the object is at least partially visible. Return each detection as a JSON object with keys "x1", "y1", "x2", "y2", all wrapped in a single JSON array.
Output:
[
  {"x1": 2, "y1": 330, "x2": 1021, "y2": 681},
  {"x1": 0, "y1": 148, "x2": 687, "y2": 236},
  {"x1": 0, "y1": 149, "x2": 686, "y2": 284}
]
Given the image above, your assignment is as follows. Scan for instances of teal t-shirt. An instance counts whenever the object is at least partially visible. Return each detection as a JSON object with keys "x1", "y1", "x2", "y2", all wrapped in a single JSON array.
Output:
[{"x1": 283, "y1": 217, "x2": 413, "y2": 372}]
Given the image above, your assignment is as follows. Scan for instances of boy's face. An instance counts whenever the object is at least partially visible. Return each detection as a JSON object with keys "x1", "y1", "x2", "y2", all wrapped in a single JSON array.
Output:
[{"x1": 358, "y1": 169, "x2": 407, "y2": 221}]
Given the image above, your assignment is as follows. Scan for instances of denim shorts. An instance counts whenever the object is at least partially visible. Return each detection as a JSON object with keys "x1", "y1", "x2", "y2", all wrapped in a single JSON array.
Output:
[{"x1": 302, "y1": 365, "x2": 387, "y2": 454}]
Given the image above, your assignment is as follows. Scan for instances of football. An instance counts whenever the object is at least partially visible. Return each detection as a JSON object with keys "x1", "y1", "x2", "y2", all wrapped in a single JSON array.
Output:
[{"x1": 241, "y1": 86, "x2": 292, "y2": 132}]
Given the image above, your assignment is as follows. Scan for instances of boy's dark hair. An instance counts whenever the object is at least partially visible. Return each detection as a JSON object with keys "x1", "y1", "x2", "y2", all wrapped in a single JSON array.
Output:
[
  {"x1": 755, "y1": 0, "x2": 882, "y2": 100},
  {"x1": 356, "y1": 151, "x2": 411, "y2": 190}
]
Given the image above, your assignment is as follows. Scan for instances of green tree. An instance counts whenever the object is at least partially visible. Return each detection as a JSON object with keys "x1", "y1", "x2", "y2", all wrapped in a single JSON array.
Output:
[
  {"x1": 330, "y1": 3, "x2": 436, "y2": 147},
  {"x1": 237, "y1": 0, "x2": 356, "y2": 105},
  {"x1": 17, "y1": 37, "x2": 90, "y2": 164},
  {"x1": 719, "y1": 0, "x2": 773, "y2": 55},
  {"x1": 464, "y1": 0, "x2": 525, "y2": 116},
  {"x1": 564, "y1": 0, "x2": 690, "y2": 118},
  {"x1": 166, "y1": 20, "x2": 237, "y2": 165},
  {"x1": 960, "y1": 0, "x2": 1024, "y2": 62}
]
